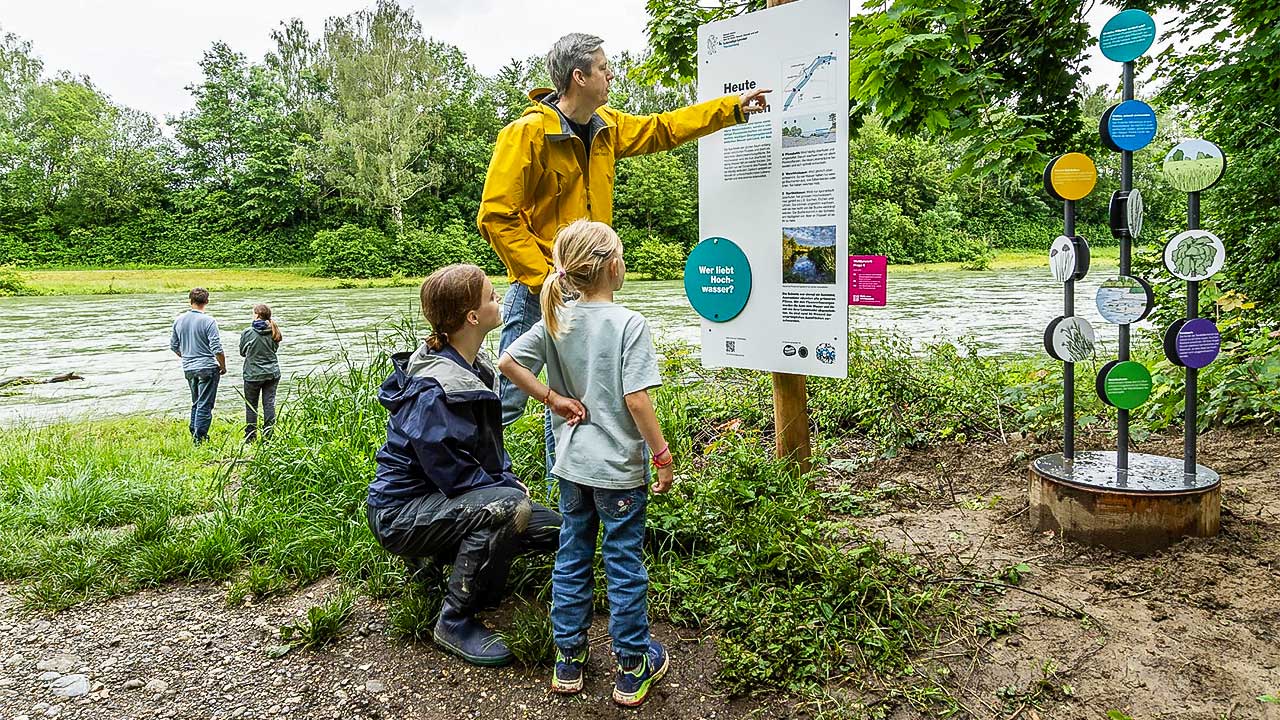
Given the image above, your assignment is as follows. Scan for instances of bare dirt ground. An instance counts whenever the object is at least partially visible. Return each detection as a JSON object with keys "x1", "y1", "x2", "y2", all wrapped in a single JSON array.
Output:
[
  {"x1": 0, "y1": 426, "x2": 1276, "y2": 720},
  {"x1": 845, "y1": 425, "x2": 1280, "y2": 720}
]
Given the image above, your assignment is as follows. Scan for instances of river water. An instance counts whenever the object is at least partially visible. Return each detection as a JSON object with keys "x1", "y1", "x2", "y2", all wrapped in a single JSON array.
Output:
[{"x1": 0, "y1": 267, "x2": 1121, "y2": 425}]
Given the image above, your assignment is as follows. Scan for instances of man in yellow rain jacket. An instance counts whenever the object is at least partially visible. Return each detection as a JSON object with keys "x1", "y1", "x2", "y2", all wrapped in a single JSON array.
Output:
[{"x1": 478, "y1": 32, "x2": 770, "y2": 426}]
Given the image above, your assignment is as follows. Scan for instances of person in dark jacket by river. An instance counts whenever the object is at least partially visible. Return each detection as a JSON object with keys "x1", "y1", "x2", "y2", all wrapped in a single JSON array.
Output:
[
  {"x1": 366, "y1": 264, "x2": 570, "y2": 667},
  {"x1": 239, "y1": 304, "x2": 282, "y2": 441}
]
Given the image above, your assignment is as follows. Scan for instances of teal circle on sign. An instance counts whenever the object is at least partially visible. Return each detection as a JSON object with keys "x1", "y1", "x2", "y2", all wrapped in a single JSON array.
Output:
[
  {"x1": 1100, "y1": 9, "x2": 1156, "y2": 63},
  {"x1": 684, "y1": 237, "x2": 751, "y2": 322}
]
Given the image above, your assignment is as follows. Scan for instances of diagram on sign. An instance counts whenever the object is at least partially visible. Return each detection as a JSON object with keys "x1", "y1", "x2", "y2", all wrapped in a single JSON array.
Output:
[
  {"x1": 782, "y1": 53, "x2": 837, "y2": 111},
  {"x1": 781, "y1": 113, "x2": 838, "y2": 149},
  {"x1": 782, "y1": 225, "x2": 836, "y2": 285}
]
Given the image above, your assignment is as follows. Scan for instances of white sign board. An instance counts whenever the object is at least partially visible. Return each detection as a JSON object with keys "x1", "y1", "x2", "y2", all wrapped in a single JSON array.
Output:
[{"x1": 697, "y1": 0, "x2": 850, "y2": 378}]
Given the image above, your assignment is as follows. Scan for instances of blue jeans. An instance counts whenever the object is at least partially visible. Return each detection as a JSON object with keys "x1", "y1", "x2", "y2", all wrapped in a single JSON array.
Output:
[
  {"x1": 185, "y1": 367, "x2": 220, "y2": 443},
  {"x1": 498, "y1": 282, "x2": 555, "y2": 481},
  {"x1": 551, "y1": 478, "x2": 650, "y2": 666}
]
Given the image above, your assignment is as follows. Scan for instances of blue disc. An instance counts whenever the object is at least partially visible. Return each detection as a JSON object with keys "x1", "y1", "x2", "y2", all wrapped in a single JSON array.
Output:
[
  {"x1": 1099, "y1": 9, "x2": 1156, "y2": 63},
  {"x1": 1101, "y1": 100, "x2": 1158, "y2": 152},
  {"x1": 684, "y1": 237, "x2": 752, "y2": 323}
]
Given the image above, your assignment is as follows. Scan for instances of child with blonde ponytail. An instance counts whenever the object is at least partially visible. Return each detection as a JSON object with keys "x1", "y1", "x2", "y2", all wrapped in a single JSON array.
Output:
[{"x1": 498, "y1": 219, "x2": 675, "y2": 707}]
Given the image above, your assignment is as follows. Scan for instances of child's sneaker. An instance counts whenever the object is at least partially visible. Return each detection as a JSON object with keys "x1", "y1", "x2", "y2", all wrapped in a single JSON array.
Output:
[
  {"x1": 550, "y1": 645, "x2": 590, "y2": 694},
  {"x1": 612, "y1": 640, "x2": 669, "y2": 707}
]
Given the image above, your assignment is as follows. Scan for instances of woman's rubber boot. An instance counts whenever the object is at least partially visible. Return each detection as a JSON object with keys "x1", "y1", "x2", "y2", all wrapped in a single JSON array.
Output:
[{"x1": 432, "y1": 598, "x2": 514, "y2": 667}]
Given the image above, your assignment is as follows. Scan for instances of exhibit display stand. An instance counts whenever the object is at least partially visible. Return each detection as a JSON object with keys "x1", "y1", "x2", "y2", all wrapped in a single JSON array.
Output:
[
  {"x1": 689, "y1": 0, "x2": 850, "y2": 473},
  {"x1": 1028, "y1": 9, "x2": 1221, "y2": 553}
]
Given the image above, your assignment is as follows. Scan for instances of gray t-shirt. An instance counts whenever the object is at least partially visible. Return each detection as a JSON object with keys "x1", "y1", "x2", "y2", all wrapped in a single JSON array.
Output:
[
  {"x1": 169, "y1": 310, "x2": 223, "y2": 372},
  {"x1": 504, "y1": 301, "x2": 661, "y2": 489}
]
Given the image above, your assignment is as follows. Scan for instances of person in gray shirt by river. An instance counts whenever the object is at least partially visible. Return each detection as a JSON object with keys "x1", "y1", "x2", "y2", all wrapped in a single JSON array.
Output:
[
  {"x1": 169, "y1": 287, "x2": 226, "y2": 444},
  {"x1": 239, "y1": 303, "x2": 282, "y2": 442}
]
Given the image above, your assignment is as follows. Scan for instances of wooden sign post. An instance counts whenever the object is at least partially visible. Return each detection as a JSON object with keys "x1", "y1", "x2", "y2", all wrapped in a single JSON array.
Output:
[{"x1": 766, "y1": 0, "x2": 813, "y2": 474}]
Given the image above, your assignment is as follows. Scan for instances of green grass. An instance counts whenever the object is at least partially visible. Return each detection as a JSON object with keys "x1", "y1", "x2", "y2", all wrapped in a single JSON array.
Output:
[
  {"x1": 891, "y1": 247, "x2": 1121, "y2": 274},
  {"x1": 6, "y1": 248, "x2": 1112, "y2": 297},
  {"x1": 13, "y1": 266, "x2": 424, "y2": 296}
]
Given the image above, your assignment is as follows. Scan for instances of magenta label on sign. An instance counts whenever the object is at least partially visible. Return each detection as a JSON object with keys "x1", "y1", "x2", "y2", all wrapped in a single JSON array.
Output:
[{"x1": 849, "y1": 255, "x2": 887, "y2": 306}]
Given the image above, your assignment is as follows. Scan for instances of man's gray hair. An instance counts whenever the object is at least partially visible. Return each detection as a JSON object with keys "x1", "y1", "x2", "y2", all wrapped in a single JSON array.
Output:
[{"x1": 547, "y1": 33, "x2": 604, "y2": 95}]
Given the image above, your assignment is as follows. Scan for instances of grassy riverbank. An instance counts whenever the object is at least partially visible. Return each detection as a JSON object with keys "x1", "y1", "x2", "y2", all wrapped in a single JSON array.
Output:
[
  {"x1": 3, "y1": 249, "x2": 1120, "y2": 297},
  {"x1": 4, "y1": 266, "x2": 421, "y2": 297},
  {"x1": 1, "y1": 323, "x2": 1277, "y2": 714}
]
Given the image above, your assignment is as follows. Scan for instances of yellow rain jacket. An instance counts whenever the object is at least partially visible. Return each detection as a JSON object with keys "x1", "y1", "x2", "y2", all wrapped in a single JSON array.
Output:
[{"x1": 477, "y1": 89, "x2": 746, "y2": 290}]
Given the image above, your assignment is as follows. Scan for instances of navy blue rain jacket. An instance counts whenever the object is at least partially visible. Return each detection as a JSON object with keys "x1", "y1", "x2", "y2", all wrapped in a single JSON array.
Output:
[{"x1": 367, "y1": 343, "x2": 522, "y2": 508}]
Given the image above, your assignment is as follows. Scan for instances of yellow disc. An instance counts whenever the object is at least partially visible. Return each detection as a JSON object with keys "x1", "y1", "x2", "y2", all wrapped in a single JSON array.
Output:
[{"x1": 1049, "y1": 153, "x2": 1098, "y2": 201}]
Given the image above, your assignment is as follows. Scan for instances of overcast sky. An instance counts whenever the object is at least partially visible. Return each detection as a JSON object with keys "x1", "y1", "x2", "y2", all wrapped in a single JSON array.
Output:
[{"x1": 1, "y1": 1, "x2": 1179, "y2": 123}]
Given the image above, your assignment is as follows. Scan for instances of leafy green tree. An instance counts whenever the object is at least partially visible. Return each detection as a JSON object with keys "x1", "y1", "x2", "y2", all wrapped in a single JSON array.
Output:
[
  {"x1": 614, "y1": 151, "x2": 698, "y2": 246},
  {"x1": 641, "y1": 0, "x2": 1091, "y2": 174},
  {"x1": 316, "y1": 0, "x2": 449, "y2": 231},
  {"x1": 1156, "y1": 0, "x2": 1280, "y2": 311}
]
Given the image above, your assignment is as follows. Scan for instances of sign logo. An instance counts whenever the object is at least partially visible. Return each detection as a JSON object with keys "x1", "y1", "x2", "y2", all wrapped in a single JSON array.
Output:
[
  {"x1": 797, "y1": 346, "x2": 809, "y2": 359},
  {"x1": 782, "y1": 344, "x2": 797, "y2": 357},
  {"x1": 816, "y1": 343, "x2": 836, "y2": 365},
  {"x1": 706, "y1": 34, "x2": 720, "y2": 56}
]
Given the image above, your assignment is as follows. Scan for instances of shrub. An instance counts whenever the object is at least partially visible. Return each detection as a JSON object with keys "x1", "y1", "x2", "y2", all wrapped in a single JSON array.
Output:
[
  {"x1": 311, "y1": 225, "x2": 392, "y2": 278},
  {"x1": 0, "y1": 266, "x2": 33, "y2": 297},
  {"x1": 631, "y1": 238, "x2": 686, "y2": 280},
  {"x1": 0, "y1": 232, "x2": 30, "y2": 266},
  {"x1": 398, "y1": 223, "x2": 478, "y2": 277}
]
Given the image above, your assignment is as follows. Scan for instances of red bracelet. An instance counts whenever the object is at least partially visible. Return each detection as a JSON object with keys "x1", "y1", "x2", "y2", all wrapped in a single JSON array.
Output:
[
  {"x1": 651, "y1": 450, "x2": 673, "y2": 468},
  {"x1": 542, "y1": 386, "x2": 554, "y2": 404},
  {"x1": 652, "y1": 444, "x2": 670, "y2": 460}
]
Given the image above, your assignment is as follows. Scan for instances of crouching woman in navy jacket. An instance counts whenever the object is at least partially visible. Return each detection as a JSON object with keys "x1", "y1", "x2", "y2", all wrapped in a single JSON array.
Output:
[{"x1": 366, "y1": 264, "x2": 566, "y2": 667}]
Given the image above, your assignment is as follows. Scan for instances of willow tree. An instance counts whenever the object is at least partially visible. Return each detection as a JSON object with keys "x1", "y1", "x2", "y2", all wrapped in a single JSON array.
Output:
[{"x1": 318, "y1": 0, "x2": 447, "y2": 231}]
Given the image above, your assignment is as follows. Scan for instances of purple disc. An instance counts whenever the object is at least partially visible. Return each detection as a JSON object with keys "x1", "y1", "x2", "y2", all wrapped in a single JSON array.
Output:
[{"x1": 1175, "y1": 318, "x2": 1221, "y2": 369}]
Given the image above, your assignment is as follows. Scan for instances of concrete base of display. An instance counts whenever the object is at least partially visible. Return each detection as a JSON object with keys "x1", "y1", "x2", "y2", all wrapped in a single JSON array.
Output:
[{"x1": 1028, "y1": 451, "x2": 1220, "y2": 554}]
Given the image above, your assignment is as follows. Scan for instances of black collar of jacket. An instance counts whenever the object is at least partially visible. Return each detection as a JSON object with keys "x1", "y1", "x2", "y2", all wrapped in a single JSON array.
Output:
[{"x1": 534, "y1": 89, "x2": 608, "y2": 144}]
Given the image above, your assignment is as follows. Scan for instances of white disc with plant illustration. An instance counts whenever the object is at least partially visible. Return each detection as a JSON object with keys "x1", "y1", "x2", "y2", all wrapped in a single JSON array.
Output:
[
  {"x1": 1164, "y1": 229, "x2": 1225, "y2": 282},
  {"x1": 1044, "y1": 316, "x2": 1096, "y2": 363},
  {"x1": 1163, "y1": 139, "x2": 1226, "y2": 193},
  {"x1": 1049, "y1": 235, "x2": 1089, "y2": 282}
]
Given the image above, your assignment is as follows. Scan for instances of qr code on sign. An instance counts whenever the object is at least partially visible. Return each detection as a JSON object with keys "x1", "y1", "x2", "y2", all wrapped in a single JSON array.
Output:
[{"x1": 725, "y1": 340, "x2": 736, "y2": 353}]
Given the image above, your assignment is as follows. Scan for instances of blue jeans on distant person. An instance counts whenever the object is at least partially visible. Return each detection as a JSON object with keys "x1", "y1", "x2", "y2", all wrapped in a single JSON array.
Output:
[
  {"x1": 185, "y1": 367, "x2": 220, "y2": 443},
  {"x1": 498, "y1": 282, "x2": 555, "y2": 482},
  {"x1": 551, "y1": 478, "x2": 651, "y2": 667}
]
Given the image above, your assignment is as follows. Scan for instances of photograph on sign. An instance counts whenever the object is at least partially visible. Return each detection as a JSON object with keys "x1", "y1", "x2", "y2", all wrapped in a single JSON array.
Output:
[
  {"x1": 1095, "y1": 275, "x2": 1154, "y2": 325},
  {"x1": 1100, "y1": 100, "x2": 1158, "y2": 153},
  {"x1": 782, "y1": 225, "x2": 836, "y2": 284},
  {"x1": 1109, "y1": 189, "x2": 1143, "y2": 240},
  {"x1": 1163, "y1": 139, "x2": 1226, "y2": 193},
  {"x1": 1043, "y1": 153, "x2": 1097, "y2": 201},
  {"x1": 1044, "y1": 316, "x2": 1096, "y2": 363},
  {"x1": 780, "y1": 113, "x2": 838, "y2": 149},
  {"x1": 1096, "y1": 360, "x2": 1153, "y2": 409},
  {"x1": 696, "y1": 0, "x2": 849, "y2": 378},
  {"x1": 1164, "y1": 229, "x2": 1225, "y2": 281},
  {"x1": 1164, "y1": 317, "x2": 1221, "y2": 369},
  {"x1": 1099, "y1": 9, "x2": 1157, "y2": 63}
]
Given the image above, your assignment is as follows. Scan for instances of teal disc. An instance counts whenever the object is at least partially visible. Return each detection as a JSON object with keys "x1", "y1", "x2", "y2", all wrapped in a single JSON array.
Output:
[{"x1": 684, "y1": 237, "x2": 752, "y2": 323}]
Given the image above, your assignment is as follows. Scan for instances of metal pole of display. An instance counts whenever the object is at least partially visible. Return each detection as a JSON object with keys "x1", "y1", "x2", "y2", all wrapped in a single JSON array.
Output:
[
  {"x1": 1185, "y1": 192, "x2": 1200, "y2": 475},
  {"x1": 1063, "y1": 200, "x2": 1075, "y2": 460},
  {"x1": 765, "y1": 0, "x2": 813, "y2": 473},
  {"x1": 1117, "y1": 60, "x2": 1134, "y2": 471}
]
